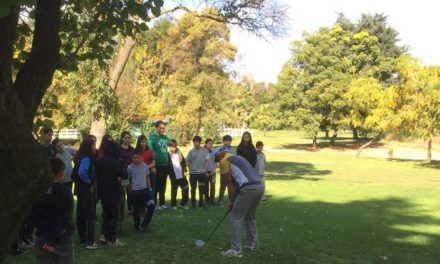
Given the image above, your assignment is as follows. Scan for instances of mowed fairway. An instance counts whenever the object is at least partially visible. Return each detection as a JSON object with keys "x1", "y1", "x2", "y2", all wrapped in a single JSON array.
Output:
[{"x1": 6, "y1": 131, "x2": 440, "y2": 264}]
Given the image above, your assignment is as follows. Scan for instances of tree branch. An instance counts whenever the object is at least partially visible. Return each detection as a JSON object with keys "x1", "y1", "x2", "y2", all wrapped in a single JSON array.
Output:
[
  {"x1": 0, "y1": 7, "x2": 19, "y2": 93},
  {"x1": 14, "y1": 0, "x2": 62, "y2": 124}
]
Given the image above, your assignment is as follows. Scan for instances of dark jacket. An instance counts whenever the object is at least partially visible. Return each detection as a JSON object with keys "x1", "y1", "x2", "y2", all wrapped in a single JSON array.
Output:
[
  {"x1": 96, "y1": 141, "x2": 126, "y2": 201},
  {"x1": 96, "y1": 156, "x2": 126, "y2": 202},
  {"x1": 30, "y1": 183, "x2": 74, "y2": 246},
  {"x1": 72, "y1": 155, "x2": 95, "y2": 195},
  {"x1": 167, "y1": 152, "x2": 187, "y2": 180},
  {"x1": 237, "y1": 144, "x2": 257, "y2": 168}
]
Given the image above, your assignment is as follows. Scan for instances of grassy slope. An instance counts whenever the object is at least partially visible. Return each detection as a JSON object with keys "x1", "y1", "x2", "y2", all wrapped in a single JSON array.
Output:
[{"x1": 6, "y1": 131, "x2": 440, "y2": 264}]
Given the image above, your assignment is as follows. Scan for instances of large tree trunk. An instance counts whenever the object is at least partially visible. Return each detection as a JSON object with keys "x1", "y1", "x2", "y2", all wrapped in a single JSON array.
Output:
[
  {"x1": 329, "y1": 128, "x2": 338, "y2": 145},
  {"x1": 192, "y1": 106, "x2": 203, "y2": 139},
  {"x1": 0, "y1": 0, "x2": 61, "y2": 260},
  {"x1": 90, "y1": 36, "x2": 136, "y2": 143},
  {"x1": 427, "y1": 138, "x2": 432, "y2": 163},
  {"x1": 312, "y1": 134, "x2": 318, "y2": 150},
  {"x1": 352, "y1": 127, "x2": 359, "y2": 140}
]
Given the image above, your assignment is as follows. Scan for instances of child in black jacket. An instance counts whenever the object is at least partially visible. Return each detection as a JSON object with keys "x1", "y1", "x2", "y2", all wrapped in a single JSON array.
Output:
[
  {"x1": 30, "y1": 157, "x2": 74, "y2": 264},
  {"x1": 96, "y1": 141, "x2": 126, "y2": 245},
  {"x1": 168, "y1": 139, "x2": 189, "y2": 209}
]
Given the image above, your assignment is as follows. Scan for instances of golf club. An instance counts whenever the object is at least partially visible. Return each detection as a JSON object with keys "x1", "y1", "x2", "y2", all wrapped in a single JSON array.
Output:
[{"x1": 195, "y1": 209, "x2": 231, "y2": 247}]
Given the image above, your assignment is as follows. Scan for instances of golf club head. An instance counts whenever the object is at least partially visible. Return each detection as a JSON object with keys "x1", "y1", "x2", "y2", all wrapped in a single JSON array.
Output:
[{"x1": 195, "y1": 240, "x2": 205, "y2": 247}]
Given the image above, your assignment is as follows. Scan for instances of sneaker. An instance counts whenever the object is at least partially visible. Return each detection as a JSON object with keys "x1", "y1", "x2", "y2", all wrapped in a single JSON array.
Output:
[
  {"x1": 183, "y1": 205, "x2": 190, "y2": 210},
  {"x1": 261, "y1": 196, "x2": 266, "y2": 201},
  {"x1": 11, "y1": 248, "x2": 28, "y2": 256},
  {"x1": 172, "y1": 206, "x2": 178, "y2": 210},
  {"x1": 221, "y1": 249, "x2": 243, "y2": 258},
  {"x1": 20, "y1": 239, "x2": 34, "y2": 248},
  {"x1": 99, "y1": 234, "x2": 106, "y2": 243},
  {"x1": 85, "y1": 242, "x2": 99, "y2": 250},
  {"x1": 243, "y1": 244, "x2": 257, "y2": 251},
  {"x1": 107, "y1": 239, "x2": 125, "y2": 247},
  {"x1": 127, "y1": 210, "x2": 133, "y2": 217},
  {"x1": 160, "y1": 205, "x2": 168, "y2": 210}
]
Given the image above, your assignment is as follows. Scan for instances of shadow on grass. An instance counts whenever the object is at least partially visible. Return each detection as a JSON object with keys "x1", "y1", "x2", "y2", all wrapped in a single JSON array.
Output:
[
  {"x1": 388, "y1": 158, "x2": 440, "y2": 170},
  {"x1": 261, "y1": 196, "x2": 440, "y2": 263},
  {"x1": 281, "y1": 138, "x2": 385, "y2": 152},
  {"x1": 265, "y1": 161, "x2": 332, "y2": 181}
]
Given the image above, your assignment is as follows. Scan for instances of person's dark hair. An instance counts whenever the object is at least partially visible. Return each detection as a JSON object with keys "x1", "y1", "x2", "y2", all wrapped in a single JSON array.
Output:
[
  {"x1": 42, "y1": 127, "x2": 53, "y2": 135},
  {"x1": 192, "y1": 136, "x2": 202, "y2": 143},
  {"x1": 154, "y1": 120, "x2": 166, "y2": 128},
  {"x1": 133, "y1": 148, "x2": 143, "y2": 156},
  {"x1": 256, "y1": 141, "x2": 264, "y2": 148},
  {"x1": 49, "y1": 157, "x2": 66, "y2": 176},
  {"x1": 237, "y1": 131, "x2": 257, "y2": 167},
  {"x1": 119, "y1": 131, "x2": 131, "y2": 145},
  {"x1": 222, "y1": 135, "x2": 232, "y2": 142},
  {"x1": 77, "y1": 137, "x2": 95, "y2": 159},
  {"x1": 135, "y1": 135, "x2": 149, "y2": 151},
  {"x1": 240, "y1": 131, "x2": 254, "y2": 146},
  {"x1": 103, "y1": 141, "x2": 121, "y2": 159},
  {"x1": 52, "y1": 138, "x2": 61, "y2": 147},
  {"x1": 86, "y1": 134, "x2": 97, "y2": 141},
  {"x1": 168, "y1": 139, "x2": 177, "y2": 147},
  {"x1": 205, "y1": 138, "x2": 213, "y2": 144},
  {"x1": 98, "y1": 134, "x2": 113, "y2": 152}
]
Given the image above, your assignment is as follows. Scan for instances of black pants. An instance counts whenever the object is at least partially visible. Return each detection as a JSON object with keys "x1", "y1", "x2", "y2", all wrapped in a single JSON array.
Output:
[
  {"x1": 76, "y1": 188, "x2": 96, "y2": 244},
  {"x1": 19, "y1": 216, "x2": 33, "y2": 242},
  {"x1": 155, "y1": 166, "x2": 169, "y2": 206},
  {"x1": 190, "y1": 173, "x2": 207, "y2": 207},
  {"x1": 205, "y1": 172, "x2": 216, "y2": 205},
  {"x1": 132, "y1": 190, "x2": 155, "y2": 230},
  {"x1": 218, "y1": 173, "x2": 227, "y2": 204},
  {"x1": 171, "y1": 177, "x2": 189, "y2": 207},
  {"x1": 101, "y1": 199, "x2": 120, "y2": 243},
  {"x1": 64, "y1": 181, "x2": 73, "y2": 191},
  {"x1": 126, "y1": 186, "x2": 133, "y2": 213},
  {"x1": 117, "y1": 189, "x2": 126, "y2": 233}
]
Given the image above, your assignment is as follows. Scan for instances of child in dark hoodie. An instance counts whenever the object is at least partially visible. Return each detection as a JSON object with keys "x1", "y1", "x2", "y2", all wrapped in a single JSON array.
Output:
[
  {"x1": 96, "y1": 141, "x2": 126, "y2": 246},
  {"x1": 31, "y1": 157, "x2": 74, "y2": 264}
]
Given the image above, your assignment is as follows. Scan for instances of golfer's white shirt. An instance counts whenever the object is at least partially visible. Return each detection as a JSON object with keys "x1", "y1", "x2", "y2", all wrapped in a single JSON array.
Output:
[{"x1": 230, "y1": 164, "x2": 249, "y2": 187}]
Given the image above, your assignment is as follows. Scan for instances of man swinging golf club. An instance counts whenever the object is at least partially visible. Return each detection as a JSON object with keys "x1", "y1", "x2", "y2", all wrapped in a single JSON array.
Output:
[{"x1": 214, "y1": 147, "x2": 264, "y2": 258}]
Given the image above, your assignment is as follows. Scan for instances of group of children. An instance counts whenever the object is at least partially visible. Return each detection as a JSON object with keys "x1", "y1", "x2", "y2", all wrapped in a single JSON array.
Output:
[{"x1": 12, "y1": 126, "x2": 267, "y2": 264}]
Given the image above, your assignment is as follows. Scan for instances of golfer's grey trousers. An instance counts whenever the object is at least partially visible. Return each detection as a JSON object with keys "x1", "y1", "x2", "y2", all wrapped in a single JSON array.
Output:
[{"x1": 230, "y1": 184, "x2": 264, "y2": 251}]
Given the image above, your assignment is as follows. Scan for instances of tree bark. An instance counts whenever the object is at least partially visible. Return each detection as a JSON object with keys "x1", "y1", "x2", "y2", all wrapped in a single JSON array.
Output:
[
  {"x1": 352, "y1": 127, "x2": 359, "y2": 140},
  {"x1": 0, "y1": 0, "x2": 61, "y2": 260},
  {"x1": 312, "y1": 135, "x2": 318, "y2": 150},
  {"x1": 325, "y1": 130, "x2": 329, "y2": 139},
  {"x1": 427, "y1": 138, "x2": 432, "y2": 163},
  {"x1": 90, "y1": 35, "x2": 136, "y2": 144},
  {"x1": 329, "y1": 128, "x2": 338, "y2": 145},
  {"x1": 192, "y1": 106, "x2": 203, "y2": 139}
]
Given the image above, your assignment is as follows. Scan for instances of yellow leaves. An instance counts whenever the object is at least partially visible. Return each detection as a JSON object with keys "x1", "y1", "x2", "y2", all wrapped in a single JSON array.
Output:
[{"x1": 353, "y1": 31, "x2": 370, "y2": 40}]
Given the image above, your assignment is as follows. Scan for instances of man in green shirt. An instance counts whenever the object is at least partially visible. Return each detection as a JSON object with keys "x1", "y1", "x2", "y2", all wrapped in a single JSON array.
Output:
[{"x1": 148, "y1": 121, "x2": 170, "y2": 209}]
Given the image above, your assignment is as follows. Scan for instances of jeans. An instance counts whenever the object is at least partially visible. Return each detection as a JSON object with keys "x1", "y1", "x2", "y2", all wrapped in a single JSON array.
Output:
[
  {"x1": 205, "y1": 171, "x2": 216, "y2": 205},
  {"x1": 132, "y1": 189, "x2": 155, "y2": 230},
  {"x1": 190, "y1": 173, "x2": 207, "y2": 207},
  {"x1": 171, "y1": 177, "x2": 189, "y2": 207},
  {"x1": 217, "y1": 173, "x2": 227, "y2": 204}
]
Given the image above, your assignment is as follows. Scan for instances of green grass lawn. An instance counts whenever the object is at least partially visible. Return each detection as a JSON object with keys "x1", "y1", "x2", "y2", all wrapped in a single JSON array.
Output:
[{"x1": 6, "y1": 131, "x2": 440, "y2": 264}]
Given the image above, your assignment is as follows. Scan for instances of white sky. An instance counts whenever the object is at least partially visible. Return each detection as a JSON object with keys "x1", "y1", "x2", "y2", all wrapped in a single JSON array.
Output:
[{"x1": 230, "y1": 0, "x2": 440, "y2": 83}]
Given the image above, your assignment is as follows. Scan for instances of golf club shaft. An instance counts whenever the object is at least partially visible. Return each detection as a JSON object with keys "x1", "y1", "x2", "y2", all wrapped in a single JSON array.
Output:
[{"x1": 204, "y1": 209, "x2": 230, "y2": 244}]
